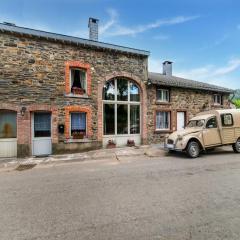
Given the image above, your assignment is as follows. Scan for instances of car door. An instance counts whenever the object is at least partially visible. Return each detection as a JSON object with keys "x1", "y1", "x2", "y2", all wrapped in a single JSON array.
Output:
[{"x1": 203, "y1": 117, "x2": 221, "y2": 146}]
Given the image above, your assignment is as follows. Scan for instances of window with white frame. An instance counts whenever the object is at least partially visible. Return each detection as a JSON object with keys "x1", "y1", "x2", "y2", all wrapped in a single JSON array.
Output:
[
  {"x1": 213, "y1": 94, "x2": 222, "y2": 105},
  {"x1": 70, "y1": 112, "x2": 87, "y2": 138},
  {"x1": 156, "y1": 111, "x2": 170, "y2": 130},
  {"x1": 103, "y1": 78, "x2": 141, "y2": 136},
  {"x1": 70, "y1": 68, "x2": 87, "y2": 95},
  {"x1": 156, "y1": 89, "x2": 170, "y2": 102}
]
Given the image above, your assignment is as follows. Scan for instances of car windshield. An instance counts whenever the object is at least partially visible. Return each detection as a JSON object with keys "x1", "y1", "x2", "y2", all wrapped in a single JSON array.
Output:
[{"x1": 187, "y1": 119, "x2": 205, "y2": 128}]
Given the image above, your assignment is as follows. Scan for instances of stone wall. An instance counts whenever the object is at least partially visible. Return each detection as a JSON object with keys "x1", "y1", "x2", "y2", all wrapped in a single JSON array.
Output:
[
  {"x1": 147, "y1": 85, "x2": 231, "y2": 143},
  {"x1": 0, "y1": 32, "x2": 148, "y2": 156}
]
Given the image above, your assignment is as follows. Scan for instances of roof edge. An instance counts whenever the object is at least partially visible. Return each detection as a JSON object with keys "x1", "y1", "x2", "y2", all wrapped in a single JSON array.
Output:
[
  {"x1": 0, "y1": 23, "x2": 150, "y2": 56},
  {"x1": 148, "y1": 72, "x2": 234, "y2": 94}
]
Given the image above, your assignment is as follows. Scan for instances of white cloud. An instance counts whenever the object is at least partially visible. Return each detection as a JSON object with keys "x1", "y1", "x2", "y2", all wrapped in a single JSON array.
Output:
[
  {"x1": 104, "y1": 15, "x2": 199, "y2": 37},
  {"x1": 176, "y1": 58, "x2": 240, "y2": 79},
  {"x1": 99, "y1": 8, "x2": 118, "y2": 35},
  {"x1": 149, "y1": 57, "x2": 240, "y2": 88},
  {"x1": 174, "y1": 58, "x2": 240, "y2": 89}
]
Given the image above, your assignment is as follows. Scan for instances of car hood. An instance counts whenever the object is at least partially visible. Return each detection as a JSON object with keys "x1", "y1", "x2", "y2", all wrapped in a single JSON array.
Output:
[{"x1": 168, "y1": 128, "x2": 202, "y2": 140}]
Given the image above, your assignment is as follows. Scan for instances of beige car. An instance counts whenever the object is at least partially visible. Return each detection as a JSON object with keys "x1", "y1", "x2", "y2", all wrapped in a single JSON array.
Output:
[{"x1": 165, "y1": 109, "x2": 240, "y2": 158}]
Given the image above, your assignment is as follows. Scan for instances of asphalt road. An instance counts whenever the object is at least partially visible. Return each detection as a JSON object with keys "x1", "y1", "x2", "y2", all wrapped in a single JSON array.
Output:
[{"x1": 1, "y1": 148, "x2": 240, "y2": 240}]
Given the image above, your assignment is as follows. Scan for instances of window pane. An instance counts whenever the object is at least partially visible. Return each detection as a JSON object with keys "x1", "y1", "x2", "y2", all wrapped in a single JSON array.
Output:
[
  {"x1": 156, "y1": 112, "x2": 170, "y2": 129},
  {"x1": 0, "y1": 111, "x2": 17, "y2": 138},
  {"x1": 221, "y1": 114, "x2": 233, "y2": 126},
  {"x1": 34, "y1": 112, "x2": 51, "y2": 137},
  {"x1": 117, "y1": 79, "x2": 128, "y2": 101},
  {"x1": 117, "y1": 104, "x2": 128, "y2": 134},
  {"x1": 206, "y1": 117, "x2": 217, "y2": 128},
  {"x1": 103, "y1": 79, "x2": 115, "y2": 100},
  {"x1": 157, "y1": 89, "x2": 169, "y2": 101},
  {"x1": 104, "y1": 104, "x2": 115, "y2": 135},
  {"x1": 130, "y1": 105, "x2": 140, "y2": 134},
  {"x1": 71, "y1": 69, "x2": 86, "y2": 94},
  {"x1": 130, "y1": 82, "x2": 140, "y2": 102},
  {"x1": 71, "y1": 112, "x2": 86, "y2": 135}
]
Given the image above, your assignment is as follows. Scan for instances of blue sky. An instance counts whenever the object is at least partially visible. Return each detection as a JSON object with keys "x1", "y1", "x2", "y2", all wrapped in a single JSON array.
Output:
[{"x1": 0, "y1": 0, "x2": 240, "y2": 89}]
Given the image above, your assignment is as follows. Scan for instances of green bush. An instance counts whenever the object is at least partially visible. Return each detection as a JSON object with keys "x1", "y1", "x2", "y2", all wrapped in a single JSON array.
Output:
[{"x1": 233, "y1": 99, "x2": 240, "y2": 108}]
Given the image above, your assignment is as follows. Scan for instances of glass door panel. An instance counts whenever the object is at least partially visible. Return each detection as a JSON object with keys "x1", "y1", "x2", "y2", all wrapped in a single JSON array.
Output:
[{"x1": 117, "y1": 104, "x2": 128, "y2": 134}]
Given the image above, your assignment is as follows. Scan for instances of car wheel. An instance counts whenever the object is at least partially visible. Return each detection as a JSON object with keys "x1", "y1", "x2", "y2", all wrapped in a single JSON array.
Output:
[
  {"x1": 186, "y1": 141, "x2": 200, "y2": 158},
  {"x1": 232, "y1": 138, "x2": 240, "y2": 153}
]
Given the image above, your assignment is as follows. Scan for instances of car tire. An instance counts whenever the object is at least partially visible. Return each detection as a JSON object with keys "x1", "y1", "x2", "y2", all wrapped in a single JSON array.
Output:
[
  {"x1": 232, "y1": 138, "x2": 240, "y2": 153},
  {"x1": 186, "y1": 141, "x2": 200, "y2": 158}
]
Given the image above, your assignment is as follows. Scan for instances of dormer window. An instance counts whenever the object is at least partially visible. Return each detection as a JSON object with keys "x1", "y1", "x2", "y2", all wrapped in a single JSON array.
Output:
[
  {"x1": 156, "y1": 89, "x2": 170, "y2": 102},
  {"x1": 213, "y1": 94, "x2": 222, "y2": 105},
  {"x1": 70, "y1": 68, "x2": 87, "y2": 95}
]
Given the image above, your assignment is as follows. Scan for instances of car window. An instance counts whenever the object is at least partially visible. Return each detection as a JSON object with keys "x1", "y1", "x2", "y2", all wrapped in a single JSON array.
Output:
[
  {"x1": 221, "y1": 114, "x2": 234, "y2": 127},
  {"x1": 187, "y1": 119, "x2": 205, "y2": 128},
  {"x1": 206, "y1": 117, "x2": 217, "y2": 129}
]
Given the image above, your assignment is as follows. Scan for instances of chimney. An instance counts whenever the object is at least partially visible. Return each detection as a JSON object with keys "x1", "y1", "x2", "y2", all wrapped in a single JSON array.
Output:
[
  {"x1": 163, "y1": 61, "x2": 173, "y2": 76},
  {"x1": 88, "y1": 17, "x2": 99, "y2": 41}
]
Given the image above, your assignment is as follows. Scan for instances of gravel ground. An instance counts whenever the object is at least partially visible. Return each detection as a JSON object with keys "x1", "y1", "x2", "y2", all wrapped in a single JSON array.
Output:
[{"x1": 0, "y1": 147, "x2": 240, "y2": 240}]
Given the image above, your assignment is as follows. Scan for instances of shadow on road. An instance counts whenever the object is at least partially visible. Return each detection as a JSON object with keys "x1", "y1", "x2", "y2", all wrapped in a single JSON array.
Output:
[{"x1": 166, "y1": 147, "x2": 235, "y2": 159}]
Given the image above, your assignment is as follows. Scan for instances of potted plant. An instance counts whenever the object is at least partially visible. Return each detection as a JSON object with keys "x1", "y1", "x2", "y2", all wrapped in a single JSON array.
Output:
[
  {"x1": 72, "y1": 132, "x2": 85, "y2": 139},
  {"x1": 72, "y1": 87, "x2": 85, "y2": 95},
  {"x1": 79, "y1": 132, "x2": 85, "y2": 139},
  {"x1": 107, "y1": 139, "x2": 116, "y2": 149},
  {"x1": 127, "y1": 139, "x2": 135, "y2": 147}
]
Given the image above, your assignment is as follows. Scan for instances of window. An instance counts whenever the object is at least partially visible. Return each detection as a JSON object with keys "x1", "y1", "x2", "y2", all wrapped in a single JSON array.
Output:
[
  {"x1": 213, "y1": 94, "x2": 222, "y2": 105},
  {"x1": 70, "y1": 68, "x2": 87, "y2": 95},
  {"x1": 156, "y1": 112, "x2": 170, "y2": 130},
  {"x1": 71, "y1": 112, "x2": 87, "y2": 137},
  {"x1": 221, "y1": 114, "x2": 233, "y2": 126},
  {"x1": 103, "y1": 78, "x2": 140, "y2": 136},
  {"x1": 34, "y1": 112, "x2": 51, "y2": 137},
  {"x1": 156, "y1": 89, "x2": 170, "y2": 102},
  {"x1": 0, "y1": 111, "x2": 17, "y2": 138},
  {"x1": 103, "y1": 104, "x2": 115, "y2": 135},
  {"x1": 206, "y1": 117, "x2": 217, "y2": 129}
]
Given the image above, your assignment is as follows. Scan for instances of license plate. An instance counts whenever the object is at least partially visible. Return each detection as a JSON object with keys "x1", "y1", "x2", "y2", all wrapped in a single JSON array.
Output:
[{"x1": 166, "y1": 144, "x2": 174, "y2": 149}]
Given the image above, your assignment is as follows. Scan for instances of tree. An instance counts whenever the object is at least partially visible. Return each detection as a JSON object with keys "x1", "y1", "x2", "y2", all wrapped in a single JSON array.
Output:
[
  {"x1": 233, "y1": 99, "x2": 240, "y2": 109},
  {"x1": 229, "y1": 89, "x2": 240, "y2": 108}
]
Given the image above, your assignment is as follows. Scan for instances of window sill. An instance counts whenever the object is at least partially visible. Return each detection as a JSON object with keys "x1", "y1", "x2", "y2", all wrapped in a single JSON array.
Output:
[
  {"x1": 212, "y1": 104, "x2": 223, "y2": 107},
  {"x1": 65, "y1": 93, "x2": 90, "y2": 99},
  {"x1": 155, "y1": 101, "x2": 171, "y2": 105},
  {"x1": 64, "y1": 138, "x2": 93, "y2": 143},
  {"x1": 154, "y1": 130, "x2": 173, "y2": 134}
]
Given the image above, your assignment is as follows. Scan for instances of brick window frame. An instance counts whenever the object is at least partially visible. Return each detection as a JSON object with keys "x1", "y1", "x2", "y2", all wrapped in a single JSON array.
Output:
[
  {"x1": 65, "y1": 106, "x2": 92, "y2": 139},
  {"x1": 65, "y1": 61, "x2": 91, "y2": 95},
  {"x1": 154, "y1": 110, "x2": 173, "y2": 133}
]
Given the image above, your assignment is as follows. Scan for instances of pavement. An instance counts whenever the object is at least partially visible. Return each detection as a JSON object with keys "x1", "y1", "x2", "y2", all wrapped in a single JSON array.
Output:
[
  {"x1": 0, "y1": 146, "x2": 240, "y2": 240},
  {"x1": 0, "y1": 144, "x2": 166, "y2": 171}
]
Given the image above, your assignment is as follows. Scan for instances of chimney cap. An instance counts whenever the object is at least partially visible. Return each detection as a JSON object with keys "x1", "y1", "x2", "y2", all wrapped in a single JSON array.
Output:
[
  {"x1": 163, "y1": 60, "x2": 173, "y2": 64},
  {"x1": 88, "y1": 17, "x2": 99, "y2": 26}
]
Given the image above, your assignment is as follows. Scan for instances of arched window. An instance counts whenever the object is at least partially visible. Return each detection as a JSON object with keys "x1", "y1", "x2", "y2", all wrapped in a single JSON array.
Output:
[{"x1": 103, "y1": 78, "x2": 140, "y2": 136}]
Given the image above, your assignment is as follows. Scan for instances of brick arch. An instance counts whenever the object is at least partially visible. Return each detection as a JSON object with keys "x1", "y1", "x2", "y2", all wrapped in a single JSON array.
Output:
[
  {"x1": 97, "y1": 72, "x2": 147, "y2": 143},
  {"x1": 65, "y1": 105, "x2": 93, "y2": 139}
]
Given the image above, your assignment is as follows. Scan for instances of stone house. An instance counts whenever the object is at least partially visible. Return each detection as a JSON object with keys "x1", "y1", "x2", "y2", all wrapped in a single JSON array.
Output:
[{"x1": 0, "y1": 19, "x2": 233, "y2": 158}]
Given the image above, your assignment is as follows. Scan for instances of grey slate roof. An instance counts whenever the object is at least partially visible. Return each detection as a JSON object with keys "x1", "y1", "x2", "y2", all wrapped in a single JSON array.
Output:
[
  {"x1": 0, "y1": 23, "x2": 150, "y2": 56},
  {"x1": 148, "y1": 72, "x2": 234, "y2": 93}
]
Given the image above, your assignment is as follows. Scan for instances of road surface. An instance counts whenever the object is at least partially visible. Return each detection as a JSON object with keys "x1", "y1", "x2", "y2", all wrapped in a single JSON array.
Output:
[{"x1": 0, "y1": 148, "x2": 240, "y2": 239}]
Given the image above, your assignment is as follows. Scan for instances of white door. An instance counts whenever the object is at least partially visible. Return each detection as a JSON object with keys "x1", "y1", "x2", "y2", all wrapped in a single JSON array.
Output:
[
  {"x1": 32, "y1": 112, "x2": 52, "y2": 156},
  {"x1": 0, "y1": 111, "x2": 17, "y2": 158},
  {"x1": 177, "y1": 112, "x2": 185, "y2": 131}
]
